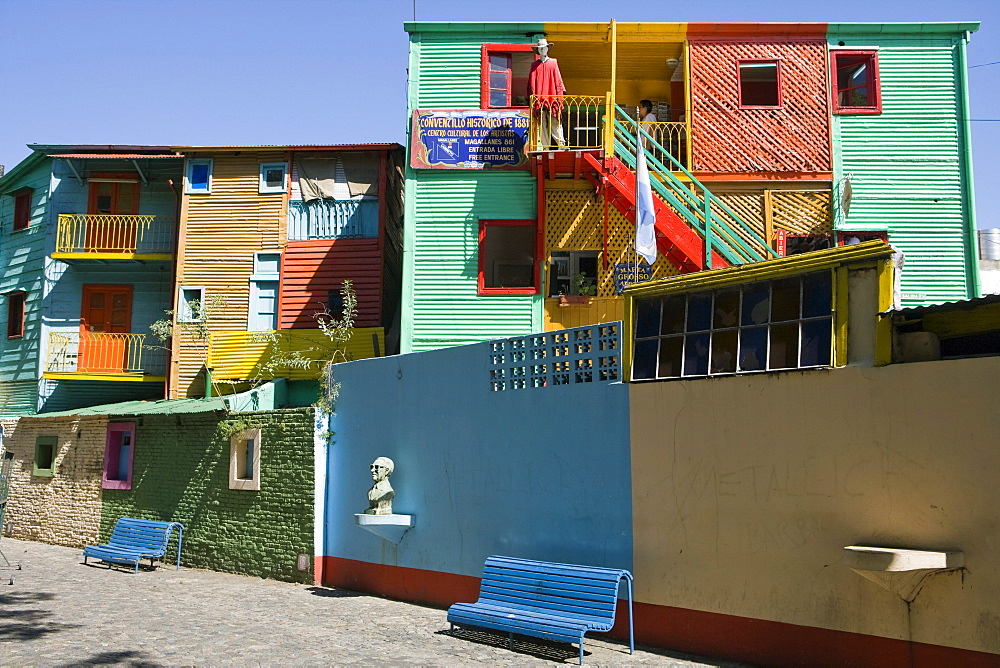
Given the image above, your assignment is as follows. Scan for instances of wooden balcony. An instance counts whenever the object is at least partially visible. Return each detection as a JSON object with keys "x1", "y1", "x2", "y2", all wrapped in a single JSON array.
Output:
[
  {"x1": 44, "y1": 332, "x2": 167, "y2": 382},
  {"x1": 207, "y1": 328, "x2": 385, "y2": 382},
  {"x1": 52, "y1": 214, "x2": 173, "y2": 262}
]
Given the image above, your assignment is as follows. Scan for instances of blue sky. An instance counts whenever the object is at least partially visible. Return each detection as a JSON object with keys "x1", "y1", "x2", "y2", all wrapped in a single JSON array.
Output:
[{"x1": 1, "y1": 0, "x2": 997, "y2": 226}]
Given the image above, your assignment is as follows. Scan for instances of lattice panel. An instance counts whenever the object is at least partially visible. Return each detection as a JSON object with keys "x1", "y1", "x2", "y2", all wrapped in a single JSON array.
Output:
[
  {"x1": 770, "y1": 190, "x2": 832, "y2": 235},
  {"x1": 489, "y1": 322, "x2": 620, "y2": 391},
  {"x1": 712, "y1": 191, "x2": 766, "y2": 238},
  {"x1": 546, "y1": 189, "x2": 679, "y2": 297},
  {"x1": 690, "y1": 40, "x2": 831, "y2": 173}
]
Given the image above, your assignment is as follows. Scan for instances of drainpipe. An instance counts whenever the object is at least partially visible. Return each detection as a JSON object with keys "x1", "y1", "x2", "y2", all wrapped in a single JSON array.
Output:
[{"x1": 956, "y1": 31, "x2": 981, "y2": 298}]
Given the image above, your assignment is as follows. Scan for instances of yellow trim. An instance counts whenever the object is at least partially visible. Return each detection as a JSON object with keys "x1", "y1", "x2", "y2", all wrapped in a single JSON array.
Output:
[
  {"x1": 42, "y1": 372, "x2": 165, "y2": 383},
  {"x1": 624, "y1": 241, "x2": 895, "y2": 298},
  {"x1": 875, "y1": 258, "x2": 895, "y2": 366},
  {"x1": 544, "y1": 22, "x2": 687, "y2": 42},
  {"x1": 623, "y1": 290, "x2": 635, "y2": 381},
  {"x1": 834, "y1": 266, "x2": 849, "y2": 366},
  {"x1": 51, "y1": 253, "x2": 173, "y2": 262},
  {"x1": 684, "y1": 40, "x2": 693, "y2": 168}
]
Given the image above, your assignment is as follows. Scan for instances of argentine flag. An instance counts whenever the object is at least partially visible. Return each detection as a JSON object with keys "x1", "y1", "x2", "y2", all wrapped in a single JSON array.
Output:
[{"x1": 635, "y1": 144, "x2": 657, "y2": 266}]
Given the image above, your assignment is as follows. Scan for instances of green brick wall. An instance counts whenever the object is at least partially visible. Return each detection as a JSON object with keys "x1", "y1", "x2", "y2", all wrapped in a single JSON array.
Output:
[{"x1": 100, "y1": 408, "x2": 316, "y2": 583}]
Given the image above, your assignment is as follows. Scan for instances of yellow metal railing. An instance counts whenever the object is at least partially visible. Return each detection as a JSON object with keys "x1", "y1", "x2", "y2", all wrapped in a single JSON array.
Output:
[
  {"x1": 55, "y1": 214, "x2": 171, "y2": 255},
  {"x1": 528, "y1": 94, "x2": 611, "y2": 151},
  {"x1": 639, "y1": 121, "x2": 689, "y2": 171},
  {"x1": 46, "y1": 332, "x2": 166, "y2": 375},
  {"x1": 207, "y1": 328, "x2": 385, "y2": 382}
]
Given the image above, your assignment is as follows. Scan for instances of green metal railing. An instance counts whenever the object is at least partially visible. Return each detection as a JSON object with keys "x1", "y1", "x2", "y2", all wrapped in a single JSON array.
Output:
[{"x1": 613, "y1": 106, "x2": 776, "y2": 267}]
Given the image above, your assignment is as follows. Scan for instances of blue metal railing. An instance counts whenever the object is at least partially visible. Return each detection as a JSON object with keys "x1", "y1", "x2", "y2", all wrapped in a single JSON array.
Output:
[
  {"x1": 288, "y1": 199, "x2": 378, "y2": 241},
  {"x1": 613, "y1": 107, "x2": 775, "y2": 267}
]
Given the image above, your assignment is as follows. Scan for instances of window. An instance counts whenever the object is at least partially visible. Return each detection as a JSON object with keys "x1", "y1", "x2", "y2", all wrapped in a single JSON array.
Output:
[
  {"x1": 259, "y1": 162, "x2": 288, "y2": 194},
  {"x1": 782, "y1": 234, "x2": 833, "y2": 257},
  {"x1": 249, "y1": 252, "x2": 280, "y2": 331},
  {"x1": 6, "y1": 291, "x2": 25, "y2": 339},
  {"x1": 184, "y1": 158, "x2": 213, "y2": 194},
  {"x1": 177, "y1": 286, "x2": 206, "y2": 323},
  {"x1": 88, "y1": 173, "x2": 139, "y2": 215},
  {"x1": 632, "y1": 271, "x2": 833, "y2": 380},
  {"x1": 102, "y1": 422, "x2": 135, "y2": 490},
  {"x1": 738, "y1": 60, "x2": 782, "y2": 108},
  {"x1": 12, "y1": 189, "x2": 32, "y2": 231},
  {"x1": 832, "y1": 51, "x2": 881, "y2": 114},
  {"x1": 481, "y1": 45, "x2": 535, "y2": 108},
  {"x1": 33, "y1": 435, "x2": 57, "y2": 477},
  {"x1": 549, "y1": 251, "x2": 599, "y2": 297},
  {"x1": 229, "y1": 427, "x2": 261, "y2": 491},
  {"x1": 837, "y1": 231, "x2": 887, "y2": 246},
  {"x1": 478, "y1": 219, "x2": 539, "y2": 294}
]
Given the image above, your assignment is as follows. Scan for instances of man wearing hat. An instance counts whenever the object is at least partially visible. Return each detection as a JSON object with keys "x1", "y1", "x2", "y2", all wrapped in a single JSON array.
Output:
[{"x1": 528, "y1": 38, "x2": 566, "y2": 149}]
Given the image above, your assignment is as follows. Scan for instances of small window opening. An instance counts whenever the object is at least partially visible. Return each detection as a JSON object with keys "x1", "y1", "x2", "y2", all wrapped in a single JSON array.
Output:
[{"x1": 738, "y1": 61, "x2": 781, "y2": 108}]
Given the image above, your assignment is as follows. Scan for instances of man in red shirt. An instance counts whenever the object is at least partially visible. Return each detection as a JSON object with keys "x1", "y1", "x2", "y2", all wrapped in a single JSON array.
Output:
[{"x1": 528, "y1": 38, "x2": 566, "y2": 149}]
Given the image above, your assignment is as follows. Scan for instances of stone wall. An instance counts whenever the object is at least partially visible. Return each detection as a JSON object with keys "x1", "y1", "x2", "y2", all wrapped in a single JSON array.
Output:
[
  {"x1": 101, "y1": 408, "x2": 316, "y2": 583},
  {"x1": 2, "y1": 415, "x2": 107, "y2": 547}
]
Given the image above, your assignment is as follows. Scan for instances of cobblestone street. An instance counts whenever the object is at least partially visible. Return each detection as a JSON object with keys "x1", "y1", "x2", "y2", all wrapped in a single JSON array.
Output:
[{"x1": 0, "y1": 538, "x2": 744, "y2": 666}]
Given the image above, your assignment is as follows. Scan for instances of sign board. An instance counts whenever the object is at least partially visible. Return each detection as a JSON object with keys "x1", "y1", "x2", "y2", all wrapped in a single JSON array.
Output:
[
  {"x1": 410, "y1": 109, "x2": 530, "y2": 170},
  {"x1": 775, "y1": 228, "x2": 787, "y2": 257},
  {"x1": 614, "y1": 262, "x2": 653, "y2": 294}
]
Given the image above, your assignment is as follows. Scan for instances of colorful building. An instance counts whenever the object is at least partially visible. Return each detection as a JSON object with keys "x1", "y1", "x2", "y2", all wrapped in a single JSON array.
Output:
[
  {"x1": 401, "y1": 21, "x2": 981, "y2": 353},
  {"x1": 0, "y1": 146, "x2": 184, "y2": 417},
  {"x1": 168, "y1": 144, "x2": 405, "y2": 403}
]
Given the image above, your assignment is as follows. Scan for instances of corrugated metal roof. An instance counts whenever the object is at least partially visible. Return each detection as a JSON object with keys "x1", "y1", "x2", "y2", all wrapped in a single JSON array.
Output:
[
  {"x1": 50, "y1": 153, "x2": 182, "y2": 159},
  {"x1": 889, "y1": 294, "x2": 1000, "y2": 318},
  {"x1": 24, "y1": 396, "x2": 228, "y2": 419},
  {"x1": 174, "y1": 143, "x2": 402, "y2": 151}
]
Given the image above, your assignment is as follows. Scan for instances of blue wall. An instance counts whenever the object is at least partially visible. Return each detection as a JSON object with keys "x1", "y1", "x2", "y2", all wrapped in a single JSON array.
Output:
[{"x1": 325, "y1": 337, "x2": 633, "y2": 579}]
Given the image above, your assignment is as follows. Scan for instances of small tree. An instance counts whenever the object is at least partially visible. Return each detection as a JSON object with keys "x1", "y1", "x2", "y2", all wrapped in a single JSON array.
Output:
[{"x1": 148, "y1": 294, "x2": 227, "y2": 394}]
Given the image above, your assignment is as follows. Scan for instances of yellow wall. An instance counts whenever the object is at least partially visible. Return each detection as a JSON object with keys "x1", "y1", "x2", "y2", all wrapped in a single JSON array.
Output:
[
  {"x1": 630, "y1": 356, "x2": 1000, "y2": 655},
  {"x1": 171, "y1": 151, "x2": 288, "y2": 398}
]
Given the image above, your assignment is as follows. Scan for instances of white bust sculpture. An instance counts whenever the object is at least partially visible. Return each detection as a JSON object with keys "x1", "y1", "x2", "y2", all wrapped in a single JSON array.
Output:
[{"x1": 365, "y1": 456, "x2": 395, "y2": 515}]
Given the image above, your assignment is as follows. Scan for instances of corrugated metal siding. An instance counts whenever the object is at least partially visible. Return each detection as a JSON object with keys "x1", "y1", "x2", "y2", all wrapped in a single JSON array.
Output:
[
  {"x1": 413, "y1": 33, "x2": 535, "y2": 108},
  {"x1": 689, "y1": 40, "x2": 831, "y2": 173},
  {"x1": 172, "y1": 151, "x2": 288, "y2": 398},
  {"x1": 37, "y1": 379, "x2": 162, "y2": 415},
  {"x1": 407, "y1": 171, "x2": 537, "y2": 352},
  {"x1": 280, "y1": 239, "x2": 382, "y2": 329},
  {"x1": 0, "y1": 380, "x2": 41, "y2": 418},
  {"x1": 830, "y1": 37, "x2": 972, "y2": 305}
]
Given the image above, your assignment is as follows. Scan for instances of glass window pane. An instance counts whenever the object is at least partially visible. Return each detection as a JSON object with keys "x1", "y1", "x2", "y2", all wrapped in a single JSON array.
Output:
[
  {"x1": 265, "y1": 168, "x2": 284, "y2": 188},
  {"x1": 635, "y1": 298, "x2": 661, "y2": 339},
  {"x1": 742, "y1": 284, "x2": 770, "y2": 325},
  {"x1": 769, "y1": 322, "x2": 799, "y2": 369},
  {"x1": 482, "y1": 224, "x2": 535, "y2": 288},
  {"x1": 632, "y1": 339, "x2": 659, "y2": 379},
  {"x1": 190, "y1": 164, "x2": 209, "y2": 189},
  {"x1": 687, "y1": 293, "x2": 712, "y2": 332},
  {"x1": 490, "y1": 90, "x2": 508, "y2": 107},
  {"x1": 739, "y1": 326, "x2": 767, "y2": 371},
  {"x1": 490, "y1": 71, "x2": 509, "y2": 90},
  {"x1": 739, "y1": 62, "x2": 779, "y2": 106},
  {"x1": 683, "y1": 333, "x2": 710, "y2": 376},
  {"x1": 802, "y1": 272, "x2": 832, "y2": 318},
  {"x1": 800, "y1": 319, "x2": 832, "y2": 366},
  {"x1": 658, "y1": 337, "x2": 683, "y2": 378},
  {"x1": 489, "y1": 54, "x2": 508, "y2": 71},
  {"x1": 710, "y1": 329, "x2": 738, "y2": 374},
  {"x1": 661, "y1": 295, "x2": 685, "y2": 334},
  {"x1": 714, "y1": 289, "x2": 739, "y2": 328},
  {"x1": 771, "y1": 278, "x2": 800, "y2": 322}
]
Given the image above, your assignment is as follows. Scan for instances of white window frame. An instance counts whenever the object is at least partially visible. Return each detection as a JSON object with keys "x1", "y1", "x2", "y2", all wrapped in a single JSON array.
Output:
[
  {"x1": 259, "y1": 162, "x2": 288, "y2": 194},
  {"x1": 248, "y1": 252, "x2": 281, "y2": 331},
  {"x1": 177, "y1": 286, "x2": 206, "y2": 323},
  {"x1": 229, "y1": 427, "x2": 261, "y2": 491},
  {"x1": 184, "y1": 158, "x2": 213, "y2": 194}
]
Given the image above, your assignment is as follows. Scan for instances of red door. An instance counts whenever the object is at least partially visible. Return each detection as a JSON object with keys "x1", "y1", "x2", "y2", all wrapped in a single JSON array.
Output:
[
  {"x1": 79, "y1": 285, "x2": 133, "y2": 373},
  {"x1": 87, "y1": 174, "x2": 139, "y2": 252}
]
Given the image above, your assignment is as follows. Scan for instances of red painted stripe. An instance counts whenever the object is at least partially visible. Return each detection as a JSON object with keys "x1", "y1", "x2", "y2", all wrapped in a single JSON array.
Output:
[
  {"x1": 317, "y1": 557, "x2": 1000, "y2": 666},
  {"x1": 687, "y1": 23, "x2": 828, "y2": 40}
]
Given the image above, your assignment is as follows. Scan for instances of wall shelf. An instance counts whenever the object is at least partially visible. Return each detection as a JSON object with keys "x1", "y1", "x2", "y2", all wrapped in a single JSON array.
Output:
[{"x1": 354, "y1": 513, "x2": 414, "y2": 543}]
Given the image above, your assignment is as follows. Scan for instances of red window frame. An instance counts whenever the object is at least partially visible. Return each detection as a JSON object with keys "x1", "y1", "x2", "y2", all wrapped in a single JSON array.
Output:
[
  {"x1": 6, "y1": 291, "x2": 26, "y2": 338},
  {"x1": 836, "y1": 230, "x2": 888, "y2": 246},
  {"x1": 12, "y1": 189, "x2": 32, "y2": 231},
  {"x1": 102, "y1": 422, "x2": 136, "y2": 490},
  {"x1": 478, "y1": 219, "x2": 540, "y2": 295},
  {"x1": 481, "y1": 44, "x2": 536, "y2": 109},
  {"x1": 736, "y1": 59, "x2": 783, "y2": 110},
  {"x1": 831, "y1": 50, "x2": 881, "y2": 115}
]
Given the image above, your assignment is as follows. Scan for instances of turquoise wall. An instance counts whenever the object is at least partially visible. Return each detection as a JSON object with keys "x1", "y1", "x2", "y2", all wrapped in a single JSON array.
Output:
[
  {"x1": 403, "y1": 27, "x2": 543, "y2": 353},
  {"x1": 324, "y1": 334, "x2": 632, "y2": 580},
  {"x1": 829, "y1": 31, "x2": 978, "y2": 305}
]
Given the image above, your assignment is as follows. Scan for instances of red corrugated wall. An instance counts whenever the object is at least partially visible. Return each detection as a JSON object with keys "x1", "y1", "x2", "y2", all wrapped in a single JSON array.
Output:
[
  {"x1": 279, "y1": 239, "x2": 382, "y2": 329},
  {"x1": 689, "y1": 39, "x2": 831, "y2": 174}
]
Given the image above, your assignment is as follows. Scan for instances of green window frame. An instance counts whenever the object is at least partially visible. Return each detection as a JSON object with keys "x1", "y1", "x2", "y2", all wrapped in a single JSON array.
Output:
[{"x1": 33, "y1": 435, "x2": 57, "y2": 477}]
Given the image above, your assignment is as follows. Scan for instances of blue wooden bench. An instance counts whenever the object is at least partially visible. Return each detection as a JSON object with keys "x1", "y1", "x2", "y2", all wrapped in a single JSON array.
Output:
[
  {"x1": 447, "y1": 555, "x2": 634, "y2": 664},
  {"x1": 83, "y1": 518, "x2": 184, "y2": 573}
]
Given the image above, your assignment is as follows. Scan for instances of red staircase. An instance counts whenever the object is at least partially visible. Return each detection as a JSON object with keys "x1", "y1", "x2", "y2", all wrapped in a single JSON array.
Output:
[{"x1": 580, "y1": 153, "x2": 728, "y2": 273}]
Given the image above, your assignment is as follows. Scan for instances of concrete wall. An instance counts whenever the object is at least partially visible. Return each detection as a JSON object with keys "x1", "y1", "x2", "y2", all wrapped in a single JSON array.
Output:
[
  {"x1": 2, "y1": 414, "x2": 106, "y2": 547},
  {"x1": 630, "y1": 357, "x2": 1000, "y2": 663},
  {"x1": 322, "y1": 338, "x2": 632, "y2": 605},
  {"x1": 101, "y1": 408, "x2": 315, "y2": 583}
]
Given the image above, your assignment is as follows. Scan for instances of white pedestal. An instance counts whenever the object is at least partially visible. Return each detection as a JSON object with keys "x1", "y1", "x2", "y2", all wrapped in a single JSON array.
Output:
[
  {"x1": 354, "y1": 513, "x2": 414, "y2": 543},
  {"x1": 843, "y1": 546, "x2": 964, "y2": 602}
]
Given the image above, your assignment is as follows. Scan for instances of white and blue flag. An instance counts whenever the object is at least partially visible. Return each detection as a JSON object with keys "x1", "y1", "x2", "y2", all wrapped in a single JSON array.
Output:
[{"x1": 635, "y1": 144, "x2": 657, "y2": 266}]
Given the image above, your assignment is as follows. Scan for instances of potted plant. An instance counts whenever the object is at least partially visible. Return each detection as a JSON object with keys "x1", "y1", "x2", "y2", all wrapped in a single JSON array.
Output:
[{"x1": 559, "y1": 272, "x2": 597, "y2": 306}]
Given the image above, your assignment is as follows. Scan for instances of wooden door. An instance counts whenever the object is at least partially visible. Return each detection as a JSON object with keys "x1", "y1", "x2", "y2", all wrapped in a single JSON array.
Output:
[
  {"x1": 79, "y1": 285, "x2": 133, "y2": 373},
  {"x1": 87, "y1": 175, "x2": 139, "y2": 252}
]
